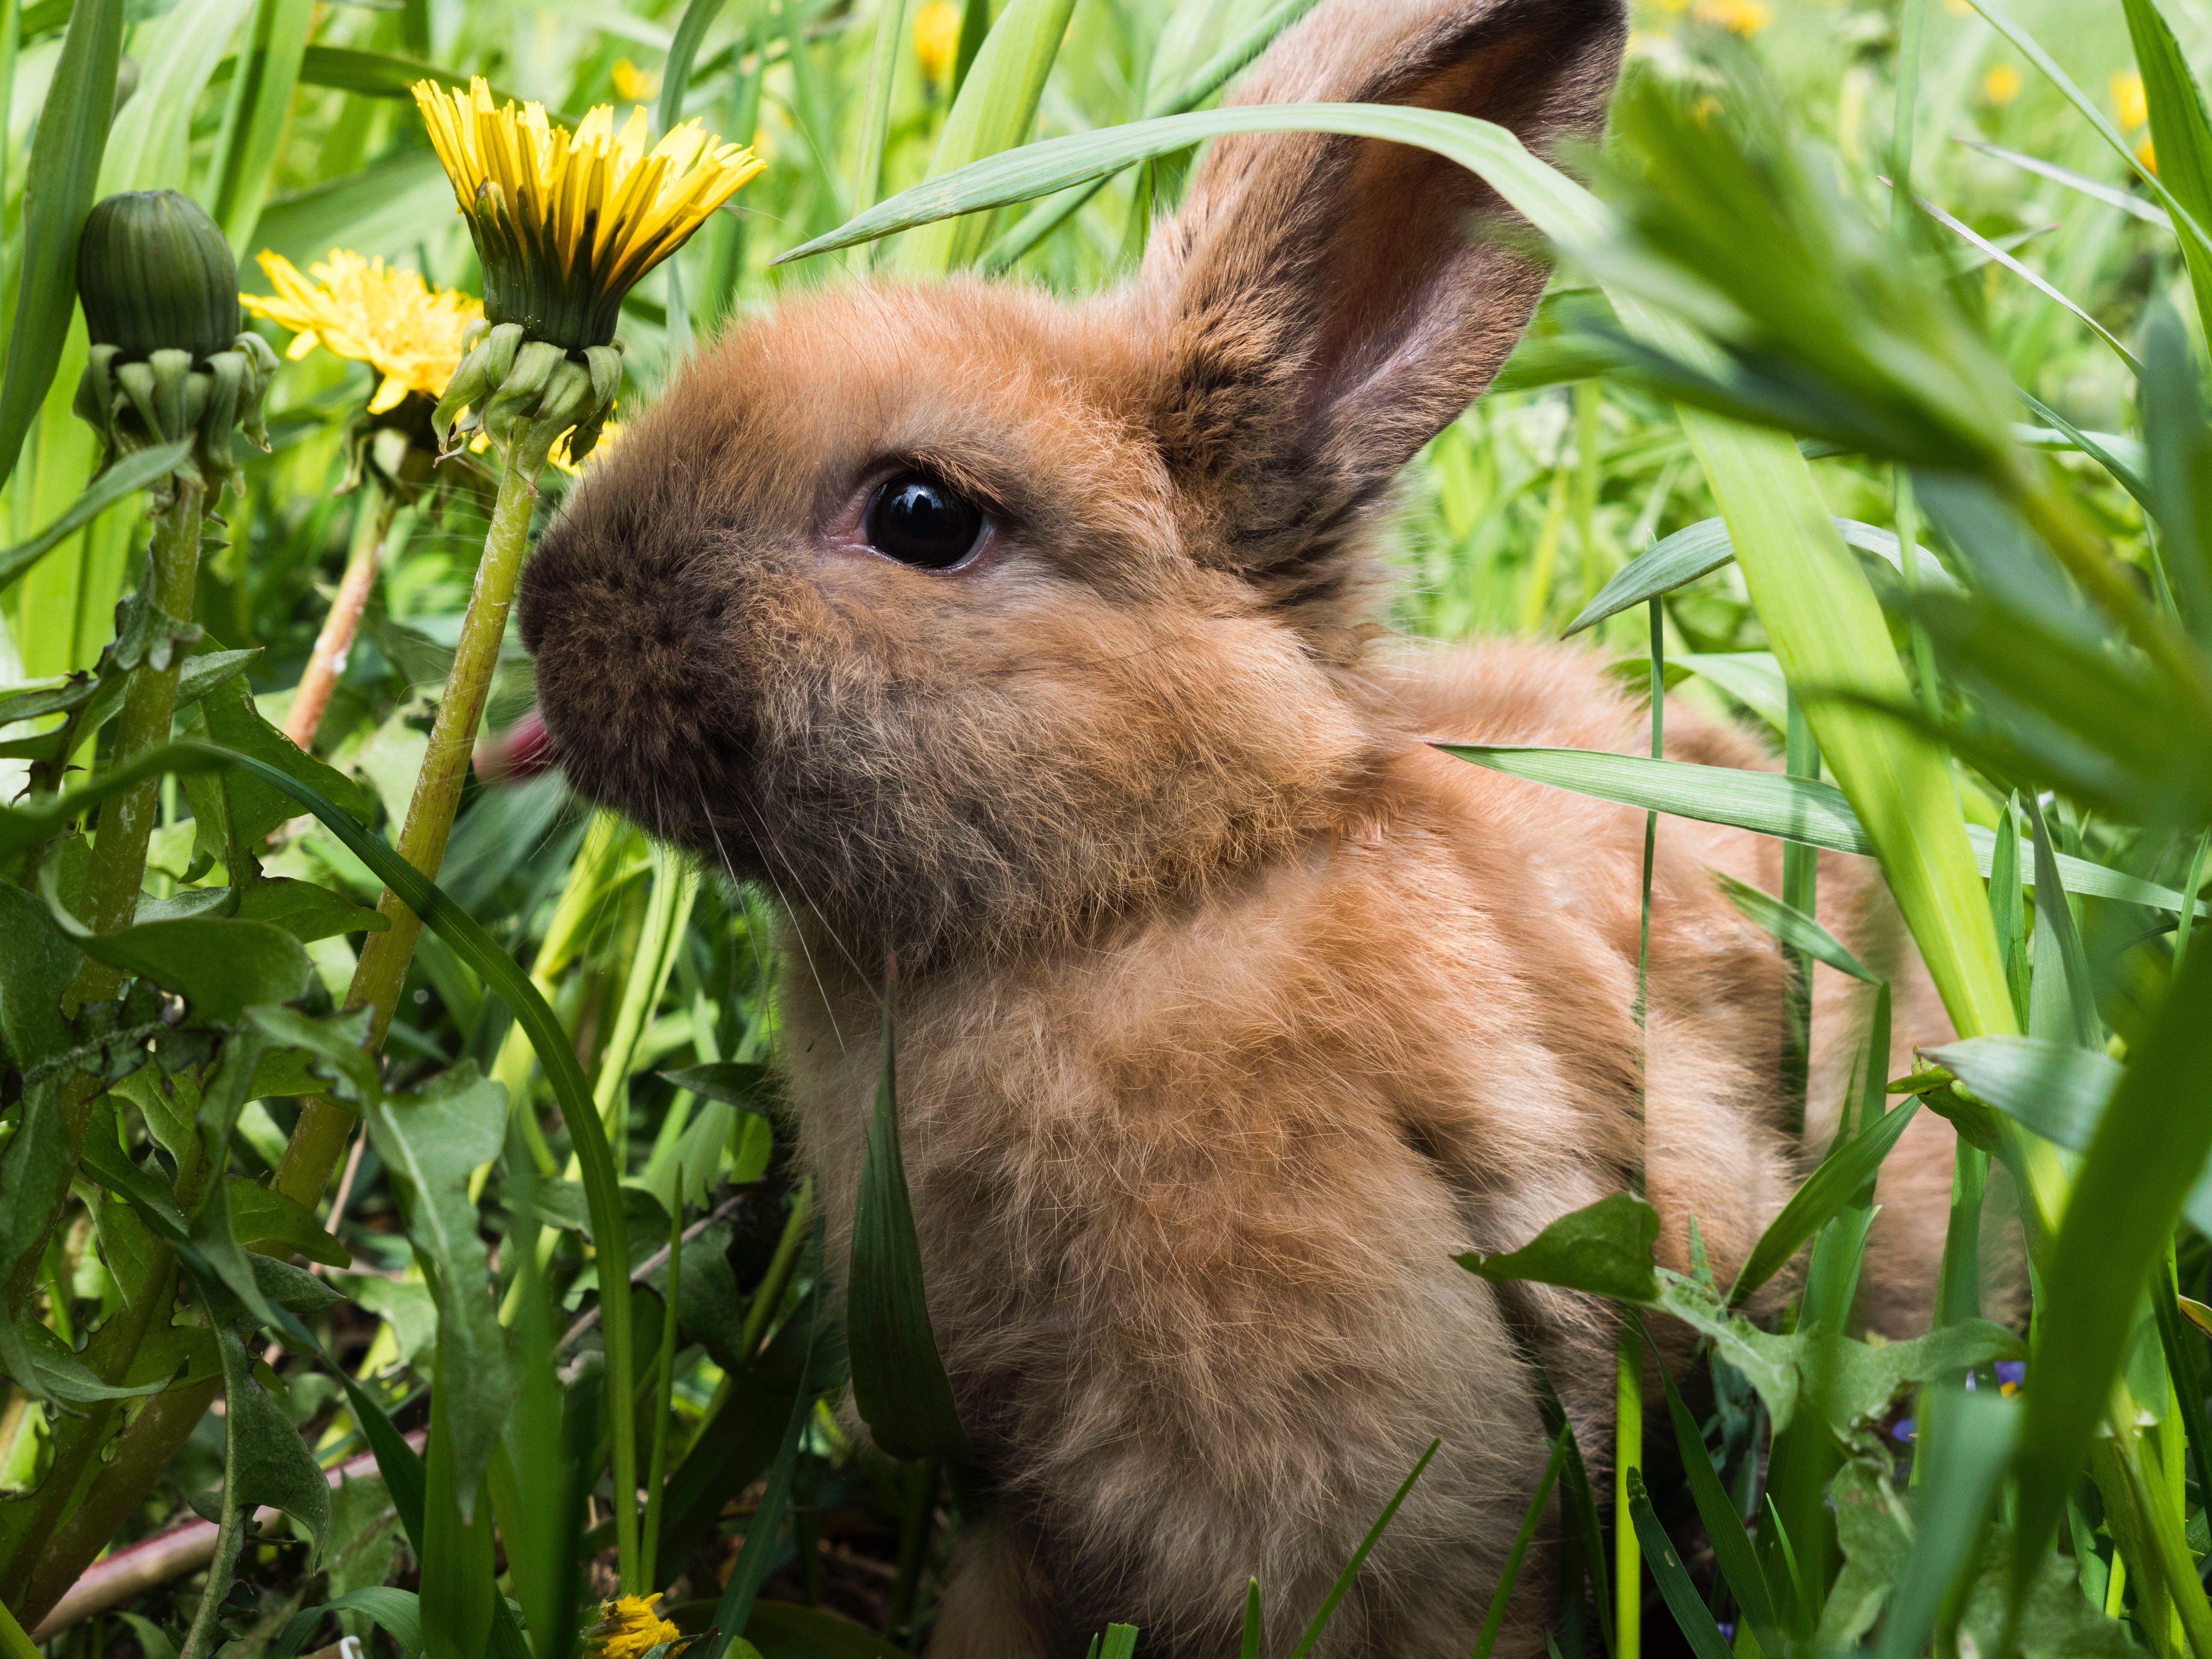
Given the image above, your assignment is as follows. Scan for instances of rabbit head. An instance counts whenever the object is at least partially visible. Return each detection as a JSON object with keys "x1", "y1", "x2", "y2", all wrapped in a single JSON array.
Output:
[{"x1": 519, "y1": 0, "x2": 1627, "y2": 963}]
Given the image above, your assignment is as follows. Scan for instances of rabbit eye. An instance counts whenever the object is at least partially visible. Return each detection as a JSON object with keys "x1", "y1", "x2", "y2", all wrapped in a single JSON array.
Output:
[{"x1": 864, "y1": 471, "x2": 985, "y2": 570}]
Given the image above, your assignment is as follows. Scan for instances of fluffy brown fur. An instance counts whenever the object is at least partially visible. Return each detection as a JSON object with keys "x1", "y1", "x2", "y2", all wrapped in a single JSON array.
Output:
[{"x1": 517, "y1": 1, "x2": 1964, "y2": 1652}]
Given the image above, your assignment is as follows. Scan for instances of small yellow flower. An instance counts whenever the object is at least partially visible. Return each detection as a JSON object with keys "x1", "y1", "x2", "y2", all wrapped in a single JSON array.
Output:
[
  {"x1": 1982, "y1": 64, "x2": 2021, "y2": 106},
  {"x1": 410, "y1": 77, "x2": 765, "y2": 351},
  {"x1": 581, "y1": 1595, "x2": 681, "y2": 1659},
  {"x1": 1692, "y1": 0, "x2": 1770, "y2": 36},
  {"x1": 2139, "y1": 136, "x2": 2159, "y2": 175},
  {"x1": 550, "y1": 416, "x2": 620, "y2": 474},
  {"x1": 2113, "y1": 70, "x2": 2148, "y2": 131},
  {"x1": 241, "y1": 250, "x2": 481, "y2": 412},
  {"x1": 914, "y1": 0, "x2": 961, "y2": 84},
  {"x1": 611, "y1": 58, "x2": 660, "y2": 103}
]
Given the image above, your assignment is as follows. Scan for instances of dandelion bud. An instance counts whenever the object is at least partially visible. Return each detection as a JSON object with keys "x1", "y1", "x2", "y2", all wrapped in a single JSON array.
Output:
[
  {"x1": 73, "y1": 191, "x2": 278, "y2": 500},
  {"x1": 77, "y1": 190, "x2": 241, "y2": 364}
]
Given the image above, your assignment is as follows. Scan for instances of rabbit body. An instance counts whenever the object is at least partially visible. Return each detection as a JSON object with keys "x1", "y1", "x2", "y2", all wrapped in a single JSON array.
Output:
[{"x1": 519, "y1": 0, "x2": 1959, "y2": 1651}]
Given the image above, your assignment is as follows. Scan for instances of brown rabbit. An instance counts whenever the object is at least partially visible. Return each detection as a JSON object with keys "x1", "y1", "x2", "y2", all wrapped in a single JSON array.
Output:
[{"x1": 518, "y1": 0, "x2": 1963, "y2": 1651}]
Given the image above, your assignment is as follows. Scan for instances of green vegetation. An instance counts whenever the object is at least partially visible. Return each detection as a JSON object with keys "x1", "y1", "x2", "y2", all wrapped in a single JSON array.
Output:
[{"x1": 0, "y1": 0, "x2": 2206, "y2": 1655}]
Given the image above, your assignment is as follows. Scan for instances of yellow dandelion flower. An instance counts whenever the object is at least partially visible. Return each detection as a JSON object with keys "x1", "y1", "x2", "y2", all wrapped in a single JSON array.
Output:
[
  {"x1": 551, "y1": 416, "x2": 620, "y2": 475},
  {"x1": 1692, "y1": 0, "x2": 1770, "y2": 36},
  {"x1": 2139, "y1": 136, "x2": 2159, "y2": 174},
  {"x1": 1982, "y1": 64, "x2": 2021, "y2": 106},
  {"x1": 2113, "y1": 71, "x2": 2148, "y2": 131},
  {"x1": 914, "y1": 0, "x2": 961, "y2": 85},
  {"x1": 611, "y1": 58, "x2": 660, "y2": 102},
  {"x1": 242, "y1": 250, "x2": 481, "y2": 412},
  {"x1": 581, "y1": 1595, "x2": 681, "y2": 1659},
  {"x1": 410, "y1": 77, "x2": 765, "y2": 352}
]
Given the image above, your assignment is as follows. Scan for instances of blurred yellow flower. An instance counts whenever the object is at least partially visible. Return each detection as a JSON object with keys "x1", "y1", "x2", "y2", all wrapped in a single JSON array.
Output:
[
  {"x1": 914, "y1": 0, "x2": 960, "y2": 84},
  {"x1": 1692, "y1": 0, "x2": 1770, "y2": 35},
  {"x1": 611, "y1": 58, "x2": 660, "y2": 102},
  {"x1": 1982, "y1": 64, "x2": 2020, "y2": 106},
  {"x1": 580, "y1": 1595, "x2": 681, "y2": 1659},
  {"x1": 240, "y1": 250, "x2": 480, "y2": 412},
  {"x1": 2140, "y1": 137, "x2": 2159, "y2": 174},
  {"x1": 2114, "y1": 71, "x2": 2148, "y2": 131},
  {"x1": 551, "y1": 416, "x2": 620, "y2": 474},
  {"x1": 411, "y1": 77, "x2": 765, "y2": 350}
]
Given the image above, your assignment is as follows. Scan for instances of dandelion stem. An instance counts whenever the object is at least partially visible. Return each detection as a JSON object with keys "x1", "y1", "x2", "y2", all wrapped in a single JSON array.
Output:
[
  {"x1": 70, "y1": 476, "x2": 206, "y2": 997},
  {"x1": 285, "y1": 477, "x2": 398, "y2": 750},
  {"x1": 276, "y1": 417, "x2": 559, "y2": 1212}
]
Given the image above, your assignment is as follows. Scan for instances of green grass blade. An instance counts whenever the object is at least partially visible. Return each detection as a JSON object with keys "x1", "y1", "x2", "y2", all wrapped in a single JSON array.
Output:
[
  {"x1": 1097, "y1": 1628, "x2": 1138, "y2": 1659},
  {"x1": 2017, "y1": 389, "x2": 2151, "y2": 511},
  {"x1": 976, "y1": 0, "x2": 1325, "y2": 273},
  {"x1": 658, "y1": 0, "x2": 729, "y2": 137},
  {"x1": 207, "y1": 0, "x2": 313, "y2": 250},
  {"x1": 1912, "y1": 192, "x2": 2139, "y2": 369},
  {"x1": 2025, "y1": 798, "x2": 2101, "y2": 1048},
  {"x1": 893, "y1": 0, "x2": 1079, "y2": 272},
  {"x1": 707, "y1": 1265, "x2": 819, "y2": 1659},
  {"x1": 1438, "y1": 746, "x2": 1875, "y2": 855},
  {"x1": 1923, "y1": 1036, "x2": 2122, "y2": 1152},
  {"x1": 2124, "y1": 0, "x2": 2212, "y2": 333},
  {"x1": 1623, "y1": 1469, "x2": 1734, "y2": 1659},
  {"x1": 1565, "y1": 515, "x2": 1952, "y2": 636},
  {"x1": 788, "y1": 101, "x2": 1611, "y2": 267},
  {"x1": 1631, "y1": 1314, "x2": 1782, "y2": 1657},
  {"x1": 1288, "y1": 1438, "x2": 1439, "y2": 1659},
  {"x1": 1877, "y1": 1388, "x2": 2017, "y2": 1659},
  {"x1": 1957, "y1": 139, "x2": 2171, "y2": 227},
  {"x1": 1713, "y1": 870, "x2": 1880, "y2": 984},
  {"x1": 1468, "y1": 1431, "x2": 1569, "y2": 1659},
  {"x1": 854, "y1": 0, "x2": 911, "y2": 210},
  {"x1": 0, "y1": 438, "x2": 190, "y2": 589},
  {"x1": 847, "y1": 982, "x2": 972, "y2": 1464},
  {"x1": 1242, "y1": 1580, "x2": 1261, "y2": 1659},
  {"x1": 2011, "y1": 941, "x2": 2212, "y2": 1592},
  {"x1": 0, "y1": 0, "x2": 121, "y2": 492},
  {"x1": 1728, "y1": 1099, "x2": 1923, "y2": 1307}
]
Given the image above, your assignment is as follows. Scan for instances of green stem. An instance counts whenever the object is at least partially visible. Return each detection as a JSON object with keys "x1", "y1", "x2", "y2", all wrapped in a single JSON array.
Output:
[
  {"x1": 887, "y1": 1457, "x2": 937, "y2": 1649},
  {"x1": 1780, "y1": 692, "x2": 1820, "y2": 1139},
  {"x1": 70, "y1": 477, "x2": 206, "y2": 998},
  {"x1": 1614, "y1": 1324, "x2": 1642, "y2": 1659},
  {"x1": 284, "y1": 478, "x2": 395, "y2": 751},
  {"x1": 590, "y1": 848, "x2": 698, "y2": 1148},
  {"x1": 639, "y1": 1177, "x2": 683, "y2": 1592},
  {"x1": 275, "y1": 420, "x2": 559, "y2": 1211},
  {"x1": 742, "y1": 1178, "x2": 812, "y2": 1365}
]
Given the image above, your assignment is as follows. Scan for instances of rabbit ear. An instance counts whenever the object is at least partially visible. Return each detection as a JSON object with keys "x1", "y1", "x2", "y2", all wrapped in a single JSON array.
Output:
[{"x1": 1138, "y1": 0, "x2": 1625, "y2": 623}]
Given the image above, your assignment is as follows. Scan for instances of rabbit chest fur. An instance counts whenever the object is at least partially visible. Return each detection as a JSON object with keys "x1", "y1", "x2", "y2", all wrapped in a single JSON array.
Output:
[{"x1": 518, "y1": 0, "x2": 1962, "y2": 1651}]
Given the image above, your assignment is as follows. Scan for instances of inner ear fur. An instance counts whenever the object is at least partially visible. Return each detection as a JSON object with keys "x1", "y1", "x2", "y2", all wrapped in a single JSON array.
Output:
[{"x1": 1138, "y1": 0, "x2": 1627, "y2": 622}]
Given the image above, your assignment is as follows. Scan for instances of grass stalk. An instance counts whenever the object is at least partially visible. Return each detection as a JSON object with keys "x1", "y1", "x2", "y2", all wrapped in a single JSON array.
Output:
[
  {"x1": 1779, "y1": 691, "x2": 1819, "y2": 1136},
  {"x1": 276, "y1": 417, "x2": 560, "y2": 1211},
  {"x1": 887, "y1": 1457, "x2": 938, "y2": 1648},
  {"x1": 1470, "y1": 1430, "x2": 1570, "y2": 1659},
  {"x1": 283, "y1": 476, "x2": 395, "y2": 750},
  {"x1": 639, "y1": 1173, "x2": 683, "y2": 1593}
]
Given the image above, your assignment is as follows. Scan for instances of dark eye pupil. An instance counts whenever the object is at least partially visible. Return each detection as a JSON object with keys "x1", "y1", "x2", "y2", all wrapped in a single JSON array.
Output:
[{"x1": 865, "y1": 471, "x2": 983, "y2": 570}]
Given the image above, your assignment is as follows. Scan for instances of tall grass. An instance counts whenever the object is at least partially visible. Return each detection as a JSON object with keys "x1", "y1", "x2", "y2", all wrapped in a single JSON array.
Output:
[{"x1": 0, "y1": 0, "x2": 2206, "y2": 1656}]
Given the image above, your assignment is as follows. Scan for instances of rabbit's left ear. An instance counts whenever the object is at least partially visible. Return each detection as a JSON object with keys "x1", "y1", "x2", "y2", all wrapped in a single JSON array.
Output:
[{"x1": 1137, "y1": 0, "x2": 1625, "y2": 623}]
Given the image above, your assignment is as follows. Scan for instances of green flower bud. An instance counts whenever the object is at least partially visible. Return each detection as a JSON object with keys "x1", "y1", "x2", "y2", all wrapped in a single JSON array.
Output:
[{"x1": 76, "y1": 190, "x2": 240, "y2": 364}]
